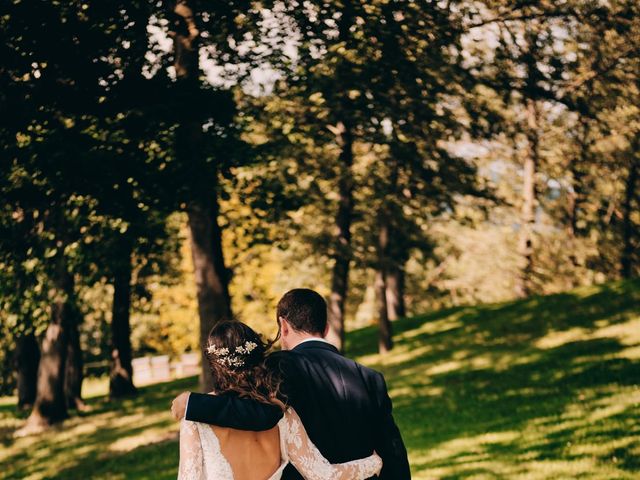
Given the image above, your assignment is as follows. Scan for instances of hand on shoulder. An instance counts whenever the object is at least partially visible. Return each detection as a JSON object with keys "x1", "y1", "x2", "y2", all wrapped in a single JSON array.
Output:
[{"x1": 171, "y1": 391, "x2": 190, "y2": 421}]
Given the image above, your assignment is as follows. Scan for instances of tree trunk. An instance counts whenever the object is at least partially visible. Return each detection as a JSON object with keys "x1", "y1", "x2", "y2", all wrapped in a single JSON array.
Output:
[
  {"x1": 187, "y1": 201, "x2": 232, "y2": 392},
  {"x1": 107, "y1": 3, "x2": 147, "y2": 400},
  {"x1": 385, "y1": 263, "x2": 406, "y2": 321},
  {"x1": 65, "y1": 305, "x2": 85, "y2": 411},
  {"x1": 567, "y1": 118, "x2": 590, "y2": 239},
  {"x1": 621, "y1": 155, "x2": 638, "y2": 278},
  {"x1": 15, "y1": 332, "x2": 39, "y2": 410},
  {"x1": 326, "y1": 120, "x2": 354, "y2": 352},
  {"x1": 515, "y1": 98, "x2": 539, "y2": 298},
  {"x1": 326, "y1": 0, "x2": 356, "y2": 352},
  {"x1": 171, "y1": 0, "x2": 233, "y2": 392},
  {"x1": 565, "y1": 120, "x2": 589, "y2": 280},
  {"x1": 376, "y1": 215, "x2": 393, "y2": 353},
  {"x1": 109, "y1": 239, "x2": 137, "y2": 398},
  {"x1": 384, "y1": 145, "x2": 405, "y2": 322},
  {"x1": 25, "y1": 259, "x2": 73, "y2": 428}
]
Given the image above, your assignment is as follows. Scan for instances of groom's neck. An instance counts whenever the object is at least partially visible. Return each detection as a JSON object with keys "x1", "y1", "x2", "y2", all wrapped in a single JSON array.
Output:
[{"x1": 285, "y1": 332, "x2": 324, "y2": 350}]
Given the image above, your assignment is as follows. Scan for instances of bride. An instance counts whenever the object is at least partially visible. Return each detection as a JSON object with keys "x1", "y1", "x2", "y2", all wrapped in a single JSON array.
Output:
[{"x1": 177, "y1": 321, "x2": 382, "y2": 480}]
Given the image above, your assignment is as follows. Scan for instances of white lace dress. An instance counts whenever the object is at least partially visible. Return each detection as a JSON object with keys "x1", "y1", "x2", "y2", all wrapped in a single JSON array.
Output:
[{"x1": 177, "y1": 408, "x2": 382, "y2": 480}]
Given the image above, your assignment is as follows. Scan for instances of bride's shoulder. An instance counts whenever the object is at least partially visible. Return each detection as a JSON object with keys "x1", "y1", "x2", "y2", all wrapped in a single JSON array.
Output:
[
  {"x1": 280, "y1": 407, "x2": 304, "y2": 430},
  {"x1": 278, "y1": 407, "x2": 295, "y2": 424}
]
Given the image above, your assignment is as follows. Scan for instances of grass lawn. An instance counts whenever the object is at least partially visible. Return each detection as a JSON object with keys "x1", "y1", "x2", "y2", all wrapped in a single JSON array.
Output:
[{"x1": 1, "y1": 279, "x2": 639, "y2": 479}]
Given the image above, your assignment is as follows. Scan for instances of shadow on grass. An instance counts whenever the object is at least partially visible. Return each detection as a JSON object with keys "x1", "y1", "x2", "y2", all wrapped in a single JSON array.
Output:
[
  {"x1": 346, "y1": 278, "x2": 640, "y2": 478},
  {"x1": 0, "y1": 376, "x2": 198, "y2": 480},
  {"x1": 45, "y1": 433, "x2": 179, "y2": 480}
]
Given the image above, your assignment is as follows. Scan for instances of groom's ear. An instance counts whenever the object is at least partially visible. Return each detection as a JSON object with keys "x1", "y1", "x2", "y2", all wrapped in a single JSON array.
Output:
[{"x1": 279, "y1": 317, "x2": 290, "y2": 335}]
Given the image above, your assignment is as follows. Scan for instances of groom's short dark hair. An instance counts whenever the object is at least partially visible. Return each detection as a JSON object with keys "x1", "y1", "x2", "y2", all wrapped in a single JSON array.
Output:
[{"x1": 277, "y1": 288, "x2": 327, "y2": 335}]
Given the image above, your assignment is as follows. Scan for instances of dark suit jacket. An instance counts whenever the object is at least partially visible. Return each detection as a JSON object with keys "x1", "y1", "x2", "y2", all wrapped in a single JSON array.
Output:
[{"x1": 185, "y1": 340, "x2": 411, "y2": 479}]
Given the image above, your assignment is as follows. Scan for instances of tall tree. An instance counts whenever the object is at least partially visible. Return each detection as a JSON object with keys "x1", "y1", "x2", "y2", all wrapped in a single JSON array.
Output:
[
  {"x1": 471, "y1": 3, "x2": 573, "y2": 297},
  {"x1": 374, "y1": 210, "x2": 394, "y2": 353},
  {"x1": 259, "y1": 0, "x2": 367, "y2": 351},
  {"x1": 1, "y1": 0, "x2": 162, "y2": 424},
  {"x1": 109, "y1": 236, "x2": 137, "y2": 397},
  {"x1": 326, "y1": 121, "x2": 355, "y2": 350},
  {"x1": 166, "y1": 0, "x2": 248, "y2": 390},
  {"x1": 325, "y1": 3, "x2": 359, "y2": 351},
  {"x1": 363, "y1": 0, "x2": 486, "y2": 348},
  {"x1": 64, "y1": 298, "x2": 85, "y2": 410},
  {"x1": 29, "y1": 247, "x2": 76, "y2": 427},
  {"x1": 516, "y1": 96, "x2": 541, "y2": 297}
]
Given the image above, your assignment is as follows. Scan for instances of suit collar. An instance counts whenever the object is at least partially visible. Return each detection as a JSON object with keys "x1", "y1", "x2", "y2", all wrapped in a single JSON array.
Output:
[{"x1": 292, "y1": 339, "x2": 340, "y2": 354}]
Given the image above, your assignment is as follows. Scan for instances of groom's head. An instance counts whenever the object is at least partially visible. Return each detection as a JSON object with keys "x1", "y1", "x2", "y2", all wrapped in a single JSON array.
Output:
[{"x1": 276, "y1": 288, "x2": 328, "y2": 350}]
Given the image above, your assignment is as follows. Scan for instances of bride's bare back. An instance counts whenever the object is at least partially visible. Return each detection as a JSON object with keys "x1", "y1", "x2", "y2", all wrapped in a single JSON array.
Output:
[
  {"x1": 211, "y1": 425, "x2": 281, "y2": 480},
  {"x1": 178, "y1": 408, "x2": 382, "y2": 480}
]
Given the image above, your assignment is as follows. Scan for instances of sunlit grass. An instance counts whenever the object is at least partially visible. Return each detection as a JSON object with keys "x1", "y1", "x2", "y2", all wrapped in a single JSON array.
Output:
[
  {"x1": 346, "y1": 278, "x2": 640, "y2": 479},
  {"x1": 0, "y1": 377, "x2": 194, "y2": 479},
  {"x1": 1, "y1": 278, "x2": 639, "y2": 479},
  {"x1": 81, "y1": 376, "x2": 109, "y2": 399}
]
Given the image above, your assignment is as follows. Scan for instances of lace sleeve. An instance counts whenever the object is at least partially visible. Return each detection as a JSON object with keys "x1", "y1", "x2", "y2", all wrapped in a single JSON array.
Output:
[
  {"x1": 283, "y1": 408, "x2": 382, "y2": 480},
  {"x1": 178, "y1": 420, "x2": 204, "y2": 480}
]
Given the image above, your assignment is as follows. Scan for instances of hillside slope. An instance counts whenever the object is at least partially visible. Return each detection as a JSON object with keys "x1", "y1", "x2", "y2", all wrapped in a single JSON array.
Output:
[
  {"x1": 347, "y1": 278, "x2": 640, "y2": 479},
  {"x1": 1, "y1": 279, "x2": 639, "y2": 479}
]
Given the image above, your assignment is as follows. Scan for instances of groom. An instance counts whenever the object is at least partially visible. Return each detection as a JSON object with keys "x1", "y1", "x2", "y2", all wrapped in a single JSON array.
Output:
[{"x1": 171, "y1": 288, "x2": 411, "y2": 479}]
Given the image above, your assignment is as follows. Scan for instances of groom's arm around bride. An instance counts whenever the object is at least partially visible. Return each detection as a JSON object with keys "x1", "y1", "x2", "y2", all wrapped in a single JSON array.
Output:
[{"x1": 171, "y1": 288, "x2": 411, "y2": 479}]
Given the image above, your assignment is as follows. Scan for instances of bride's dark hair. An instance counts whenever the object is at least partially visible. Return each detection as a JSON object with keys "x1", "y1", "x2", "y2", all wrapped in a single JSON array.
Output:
[{"x1": 205, "y1": 321, "x2": 284, "y2": 409}]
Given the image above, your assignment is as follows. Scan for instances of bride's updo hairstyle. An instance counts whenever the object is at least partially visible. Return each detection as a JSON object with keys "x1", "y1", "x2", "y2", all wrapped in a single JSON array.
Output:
[{"x1": 205, "y1": 321, "x2": 284, "y2": 408}]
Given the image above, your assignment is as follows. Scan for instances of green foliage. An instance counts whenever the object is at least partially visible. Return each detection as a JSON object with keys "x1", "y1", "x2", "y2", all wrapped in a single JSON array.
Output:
[{"x1": 129, "y1": 217, "x2": 199, "y2": 358}]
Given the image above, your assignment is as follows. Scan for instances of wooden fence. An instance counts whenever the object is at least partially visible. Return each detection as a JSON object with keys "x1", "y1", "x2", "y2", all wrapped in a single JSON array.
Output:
[
  {"x1": 84, "y1": 353, "x2": 201, "y2": 386},
  {"x1": 132, "y1": 353, "x2": 200, "y2": 386}
]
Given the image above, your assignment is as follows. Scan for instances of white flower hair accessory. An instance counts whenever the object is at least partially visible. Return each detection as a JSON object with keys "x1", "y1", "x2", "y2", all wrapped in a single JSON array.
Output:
[{"x1": 206, "y1": 340, "x2": 258, "y2": 368}]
